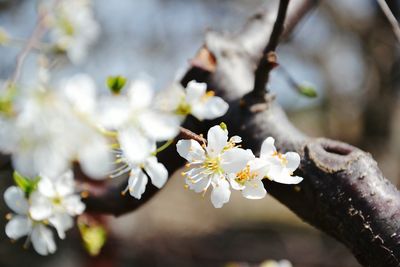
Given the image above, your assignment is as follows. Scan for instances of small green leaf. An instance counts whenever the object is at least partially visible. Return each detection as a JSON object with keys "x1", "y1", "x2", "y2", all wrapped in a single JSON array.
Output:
[
  {"x1": 13, "y1": 171, "x2": 40, "y2": 195},
  {"x1": 79, "y1": 221, "x2": 107, "y2": 256},
  {"x1": 298, "y1": 84, "x2": 317, "y2": 98},
  {"x1": 106, "y1": 76, "x2": 127, "y2": 94},
  {"x1": 219, "y1": 122, "x2": 227, "y2": 131},
  {"x1": 0, "y1": 83, "x2": 16, "y2": 116}
]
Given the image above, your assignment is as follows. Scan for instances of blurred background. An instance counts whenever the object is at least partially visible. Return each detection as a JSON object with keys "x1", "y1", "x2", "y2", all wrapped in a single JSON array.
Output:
[{"x1": 0, "y1": 0, "x2": 399, "y2": 266}]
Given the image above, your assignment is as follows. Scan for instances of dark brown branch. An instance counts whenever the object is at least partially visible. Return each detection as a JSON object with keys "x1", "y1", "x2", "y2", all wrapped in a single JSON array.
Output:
[
  {"x1": 251, "y1": 0, "x2": 290, "y2": 98},
  {"x1": 83, "y1": 2, "x2": 400, "y2": 266}
]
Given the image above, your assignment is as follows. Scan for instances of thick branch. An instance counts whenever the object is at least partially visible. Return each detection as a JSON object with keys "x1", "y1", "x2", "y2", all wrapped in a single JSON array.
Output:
[{"x1": 84, "y1": 3, "x2": 400, "y2": 266}]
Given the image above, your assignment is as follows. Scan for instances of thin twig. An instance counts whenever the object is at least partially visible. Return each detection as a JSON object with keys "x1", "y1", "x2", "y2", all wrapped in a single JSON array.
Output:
[
  {"x1": 252, "y1": 0, "x2": 290, "y2": 97},
  {"x1": 4, "y1": 7, "x2": 48, "y2": 89},
  {"x1": 377, "y1": 0, "x2": 400, "y2": 44}
]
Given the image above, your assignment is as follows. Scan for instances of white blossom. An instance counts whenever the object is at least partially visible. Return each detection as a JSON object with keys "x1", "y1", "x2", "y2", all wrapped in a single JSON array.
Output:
[
  {"x1": 229, "y1": 158, "x2": 268, "y2": 200},
  {"x1": 0, "y1": 74, "x2": 113, "y2": 179},
  {"x1": 158, "y1": 80, "x2": 229, "y2": 121},
  {"x1": 58, "y1": 74, "x2": 113, "y2": 179},
  {"x1": 116, "y1": 155, "x2": 168, "y2": 200},
  {"x1": 29, "y1": 170, "x2": 85, "y2": 239},
  {"x1": 47, "y1": 0, "x2": 100, "y2": 64},
  {"x1": 4, "y1": 186, "x2": 57, "y2": 256},
  {"x1": 99, "y1": 79, "x2": 181, "y2": 165},
  {"x1": 176, "y1": 125, "x2": 253, "y2": 208},
  {"x1": 6, "y1": 87, "x2": 78, "y2": 178},
  {"x1": 260, "y1": 137, "x2": 303, "y2": 184},
  {"x1": 229, "y1": 137, "x2": 303, "y2": 199}
]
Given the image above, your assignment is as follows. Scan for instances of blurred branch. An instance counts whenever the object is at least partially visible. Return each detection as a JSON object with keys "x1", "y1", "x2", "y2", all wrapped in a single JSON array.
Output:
[
  {"x1": 282, "y1": 0, "x2": 319, "y2": 38},
  {"x1": 377, "y1": 0, "x2": 400, "y2": 43},
  {"x1": 5, "y1": 9, "x2": 48, "y2": 89}
]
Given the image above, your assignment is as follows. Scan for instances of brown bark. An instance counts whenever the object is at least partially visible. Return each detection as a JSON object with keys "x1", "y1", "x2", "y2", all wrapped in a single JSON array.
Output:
[{"x1": 83, "y1": 3, "x2": 400, "y2": 267}]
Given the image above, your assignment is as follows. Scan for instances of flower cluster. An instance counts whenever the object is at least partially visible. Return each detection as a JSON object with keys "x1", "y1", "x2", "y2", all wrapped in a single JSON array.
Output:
[
  {"x1": 177, "y1": 125, "x2": 303, "y2": 208},
  {"x1": 4, "y1": 171, "x2": 85, "y2": 255},
  {"x1": 45, "y1": 0, "x2": 100, "y2": 64},
  {"x1": 1, "y1": 71, "x2": 229, "y2": 253}
]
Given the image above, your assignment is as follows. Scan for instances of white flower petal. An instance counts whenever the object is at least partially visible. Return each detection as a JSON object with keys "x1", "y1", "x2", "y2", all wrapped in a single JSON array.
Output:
[
  {"x1": 98, "y1": 96, "x2": 130, "y2": 129},
  {"x1": 128, "y1": 169, "x2": 148, "y2": 199},
  {"x1": 206, "y1": 125, "x2": 228, "y2": 157},
  {"x1": 176, "y1": 139, "x2": 205, "y2": 162},
  {"x1": 12, "y1": 152, "x2": 36, "y2": 178},
  {"x1": 79, "y1": 136, "x2": 112, "y2": 179},
  {"x1": 36, "y1": 148, "x2": 70, "y2": 178},
  {"x1": 228, "y1": 175, "x2": 245, "y2": 190},
  {"x1": 260, "y1": 137, "x2": 276, "y2": 159},
  {"x1": 60, "y1": 74, "x2": 96, "y2": 114},
  {"x1": 5, "y1": 215, "x2": 31, "y2": 240},
  {"x1": 186, "y1": 174, "x2": 211, "y2": 193},
  {"x1": 210, "y1": 177, "x2": 231, "y2": 208},
  {"x1": 37, "y1": 177, "x2": 57, "y2": 198},
  {"x1": 31, "y1": 224, "x2": 56, "y2": 256},
  {"x1": 155, "y1": 83, "x2": 185, "y2": 111},
  {"x1": 119, "y1": 127, "x2": 155, "y2": 164},
  {"x1": 29, "y1": 192, "x2": 53, "y2": 221},
  {"x1": 62, "y1": 195, "x2": 86, "y2": 215},
  {"x1": 139, "y1": 111, "x2": 180, "y2": 141},
  {"x1": 127, "y1": 80, "x2": 154, "y2": 110},
  {"x1": 144, "y1": 157, "x2": 168, "y2": 189},
  {"x1": 48, "y1": 213, "x2": 73, "y2": 239},
  {"x1": 54, "y1": 171, "x2": 75, "y2": 197},
  {"x1": 221, "y1": 148, "x2": 254, "y2": 174},
  {"x1": 4, "y1": 186, "x2": 29, "y2": 214},
  {"x1": 242, "y1": 180, "x2": 267, "y2": 200},
  {"x1": 273, "y1": 174, "x2": 303, "y2": 185},
  {"x1": 285, "y1": 152, "x2": 301, "y2": 172},
  {"x1": 248, "y1": 158, "x2": 269, "y2": 180},
  {"x1": 185, "y1": 81, "x2": 207, "y2": 104},
  {"x1": 191, "y1": 96, "x2": 228, "y2": 121}
]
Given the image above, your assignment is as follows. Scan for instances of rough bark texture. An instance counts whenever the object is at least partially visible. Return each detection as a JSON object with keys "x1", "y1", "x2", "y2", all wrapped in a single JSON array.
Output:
[{"x1": 84, "y1": 5, "x2": 400, "y2": 267}]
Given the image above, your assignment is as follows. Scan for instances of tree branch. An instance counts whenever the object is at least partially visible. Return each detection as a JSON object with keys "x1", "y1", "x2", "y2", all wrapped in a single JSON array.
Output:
[
  {"x1": 83, "y1": 2, "x2": 400, "y2": 266},
  {"x1": 377, "y1": 0, "x2": 400, "y2": 44},
  {"x1": 251, "y1": 0, "x2": 290, "y2": 98}
]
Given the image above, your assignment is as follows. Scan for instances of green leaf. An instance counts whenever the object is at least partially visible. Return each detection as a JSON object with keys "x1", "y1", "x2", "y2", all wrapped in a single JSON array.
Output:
[
  {"x1": 79, "y1": 221, "x2": 107, "y2": 256},
  {"x1": 298, "y1": 84, "x2": 317, "y2": 98},
  {"x1": 13, "y1": 171, "x2": 40, "y2": 195},
  {"x1": 106, "y1": 75, "x2": 127, "y2": 95},
  {"x1": 0, "y1": 83, "x2": 16, "y2": 116}
]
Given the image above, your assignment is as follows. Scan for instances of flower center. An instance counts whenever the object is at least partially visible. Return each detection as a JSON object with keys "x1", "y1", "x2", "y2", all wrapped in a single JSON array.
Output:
[
  {"x1": 201, "y1": 91, "x2": 215, "y2": 102},
  {"x1": 235, "y1": 165, "x2": 258, "y2": 185},
  {"x1": 176, "y1": 101, "x2": 191, "y2": 115},
  {"x1": 273, "y1": 151, "x2": 288, "y2": 166},
  {"x1": 52, "y1": 197, "x2": 62, "y2": 206},
  {"x1": 203, "y1": 156, "x2": 221, "y2": 173}
]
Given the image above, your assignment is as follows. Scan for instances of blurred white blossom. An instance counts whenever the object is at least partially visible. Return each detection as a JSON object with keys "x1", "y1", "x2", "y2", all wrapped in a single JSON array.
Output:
[
  {"x1": 4, "y1": 186, "x2": 57, "y2": 256},
  {"x1": 158, "y1": 80, "x2": 229, "y2": 120},
  {"x1": 46, "y1": 0, "x2": 100, "y2": 64},
  {"x1": 29, "y1": 170, "x2": 85, "y2": 239},
  {"x1": 99, "y1": 79, "x2": 181, "y2": 165}
]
